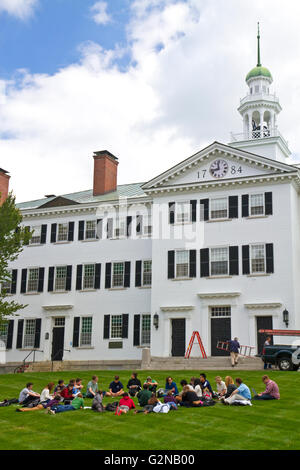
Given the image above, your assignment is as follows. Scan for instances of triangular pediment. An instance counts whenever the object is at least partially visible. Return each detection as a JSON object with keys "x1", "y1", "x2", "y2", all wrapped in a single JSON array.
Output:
[
  {"x1": 39, "y1": 196, "x2": 80, "y2": 209},
  {"x1": 142, "y1": 142, "x2": 297, "y2": 190}
]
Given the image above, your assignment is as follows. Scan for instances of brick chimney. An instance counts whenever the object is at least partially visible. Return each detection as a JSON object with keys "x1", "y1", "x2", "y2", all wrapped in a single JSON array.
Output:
[
  {"x1": 0, "y1": 168, "x2": 10, "y2": 205},
  {"x1": 93, "y1": 151, "x2": 119, "y2": 196}
]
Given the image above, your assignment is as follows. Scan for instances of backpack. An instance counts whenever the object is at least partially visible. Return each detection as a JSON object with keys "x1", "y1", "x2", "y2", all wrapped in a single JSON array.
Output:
[{"x1": 106, "y1": 401, "x2": 119, "y2": 412}]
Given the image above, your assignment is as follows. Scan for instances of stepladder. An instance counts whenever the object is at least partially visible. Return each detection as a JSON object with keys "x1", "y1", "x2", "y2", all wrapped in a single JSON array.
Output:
[{"x1": 185, "y1": 331, "x2": 207, "y2": 359}]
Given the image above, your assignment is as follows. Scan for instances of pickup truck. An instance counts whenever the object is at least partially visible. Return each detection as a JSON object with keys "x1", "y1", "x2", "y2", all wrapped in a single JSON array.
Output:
[{"x1": 262, "y1": 344, "x2": 300, "y2": 371}]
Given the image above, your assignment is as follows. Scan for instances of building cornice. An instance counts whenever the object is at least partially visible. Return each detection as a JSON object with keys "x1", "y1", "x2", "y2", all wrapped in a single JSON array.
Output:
[
  {"x1": 42, "y1": 305, "x2": 74, "y2": 311},
  {"x1": 160, "y1": 306, "x2": 195, "y2": 312},
  {"x1": 198, "y1": 292, "x2": 241, "y2": 299},
  {"x1": 244, "y1": 302, "x2": 282, "y2": 309}
]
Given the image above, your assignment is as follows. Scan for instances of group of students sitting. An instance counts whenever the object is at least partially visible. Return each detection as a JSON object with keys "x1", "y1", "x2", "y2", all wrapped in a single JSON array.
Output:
[{"x1": 14, "y1": 372, "x2": 280, "y2": 415}]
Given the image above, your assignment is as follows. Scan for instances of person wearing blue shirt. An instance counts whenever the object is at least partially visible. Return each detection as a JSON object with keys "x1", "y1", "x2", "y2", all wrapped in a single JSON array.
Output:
[
  {"x1": 164, "y1": 376, "x2": 179, "y2": 396},
  {"x1": 106, "y1": 376, "x2": 124, "y2": 397},
  {"x1": 223, "y1": 378, "x2": 251, "y2": 405}
]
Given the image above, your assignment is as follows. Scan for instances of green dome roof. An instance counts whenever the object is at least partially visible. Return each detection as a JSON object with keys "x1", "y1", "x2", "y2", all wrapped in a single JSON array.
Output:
[{"x1": 246, "y1": 66, "x2": 272, "y2": 82}]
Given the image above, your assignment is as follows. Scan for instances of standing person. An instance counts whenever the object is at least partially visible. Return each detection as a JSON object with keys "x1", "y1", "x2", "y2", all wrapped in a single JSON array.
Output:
[
  {"x1": 86, "y1": 376, "x2": 99, "y2": 398},
  {"x1": 223, "y1": 378, "x2": 251, "y2": 405},
  {"x1": 127, "y1": 372, "x2": 142, "y2": 397},
  {"x1": 18, "y1": 383, "x2": 40, "y2": 406},
  {"x1": 263, "y1": 336, "x2": 272, "y2": 370},
  {"x1": 253, "y1": 375, "x2": 280, "y2": 400},
  {"x1": 106, "y1": 376, "x2": 124, "y2": 397},
  {"x1": 229, "y1": 337, "x2": 240, "y2": 367}
]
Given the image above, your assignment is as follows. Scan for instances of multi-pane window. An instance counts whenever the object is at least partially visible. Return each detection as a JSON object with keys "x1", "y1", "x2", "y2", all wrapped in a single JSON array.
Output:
[
  {"x1": 143, "y1": 215, "x2": 152, "y2": 236},
  {"x1": 54, "y1": 317, "x2": 65, "y2": 327},
  {"x1": 23, "y1": 319, "x2": 36, "y2": 348},
  {"x1": 111, "y1": 315, "x2": 123, "y2": 339},
  {"x1": 251, "y1": 244, "x2": 265, "y2": 274},
  {"x1": 142, "y1": 261, "x2": 152, "y2": 286},
  {"x1": 2, "y1": 270, "x2": 12, "y2": 294},
  {"x1": 211, "y1": 307, "x2": 231, "y2": 317},
  {"x1": 85, "y1": 221, "x2": 97, "y2": 240},
  {"x1": 0, "y1": 323, "x2": 8, "y2": 347},
  {"x1": 112, "y1": 263, "x2": 124, "y2": 288},
  {"x1": 27, "y1": 268, "x2": 39, "y2": 293},
  {"x1": 83, "y1": 264, "x2": 95, "y2": 289},
  {"x1": 55, "y1": 266, "x2": 67, "y2": 291},
  {"x1": 210, "y1": 247, "x2": 229, "y2": 276},
  {"x1": 114, "y1": 218, "x2": 126, "y2": 238},
  {"x1": 176, "y1": 250, "x2": 189, "y2": 278},
  {"x1": 29, "y1": 226, "x2": 42, "y2": 245},
  {"x1": 141, "y1": 314, "x2": 151, "y2": 345},
  {"x1": 80, "y1": 317, "x2": 93, "y2": 346},
  {"x1": 176, "y1": 202, "x2": 190, "y2": 223},
  {"x1": 57, "y1": 223, "x2": 68, "y2": 242},
  {"x1": 210, "y1": 198, "x2": 228, "y2": 220},
  {"x1": 250, "y1": 194, "x2": 264, "y2": 216}
]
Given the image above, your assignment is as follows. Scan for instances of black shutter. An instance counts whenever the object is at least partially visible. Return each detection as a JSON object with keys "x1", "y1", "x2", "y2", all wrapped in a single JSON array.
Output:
[
  {"x1": 73, "y1": 317, "x2": 80, "y2": 347},
  {"x1": 189, "y1": 250, "x2": 197, "y2": 278},
  {"x1": 94, "y1": 263, "x2": 101, "y2": 289},
  {"x1": 266, "y1": 244, "x2": 274, "y2": 273},
  {"x1": 66, "y1": 266, "x2": 72, "y2": 291},
  {"x1": 76, "y1": 265, "x2": 83, "y2": 290},
  {"x1": 34, "y1": 319, "x2": 42, "y2": 348},
  {"x1": 200, "y1": 248, "x2": 210, "y2": 277},
  {"x1": 21, "y1": 269, "x2": 27, "y2": 294},
  {"x1": 265, "y1": 192, "x2": 273, "y2": 216},
  {"x1": 133, "y1": 315, "x2": 141, "y2": 346},
  {"x1": 191, "y1": 200, "x2": 197, "y2": 222},
  {"x1": 50, "y1": 223, "x2": 57, "y2": 243},
  {"x1": 135, "y1": 260, "x2": 142, "y2": 287},
  {"x1": 122, "y1": 314, "x2": 129, "y2": 339},
  {"x1": 229, "y1": 196, "x2": 238, "y2": 219},
  {"x1": 242, "y1": 245, "x2": 250, "y2": 275},
  {"x1": 78, "y1": 221, "x2": 85, "y2": 241},
  {"x1": 136, "y1": 215, "x2": 143, "y2": 235},
  {"x1": 68, "y1": 222, "x2": 74, "y2": 241},
  {"x1": 41, "y1": 225, "x2": 47, "y2": 244},
  {"x1": 242, "y1": 195, "x2": 249, "y2": 217},
  {"x1": 168, "y1": 251, "x2": 175, "y2": 279},
  {"x1": 124, "y1": 262, "x2": 131, "y2": 287},
  {"x1": 229, "y1": 246, "x2": 239, "y2": 276},
  {"x1": 96, "y1": 219, "x2": 103, "y2": 239},
  {"x1": 107, "y1": 218, "x2": 113, "y2": 239},
  {"x1": 48, "y1": 267, "x2": 55, "y2": 292},
  {"x1": 103, "y1": 315, "x2": 110, "y2": 339},
  {"x1": 105, "y1": 263, "x2": 112, "y2": 289},
  {"x1": 38, "y1": 267, "x2": 45, "y2": 292},
  {"x1": 126, "y1": 216, "x2": 132, "y2": 237},
  {"x1": 11, "y1": 269, "x2": 17, "y2": 294},
  {"x1": 16, "y1": 319, "x2": 24, "y2": 349},
  {"x1": 200, "y1": 199, "x2": 209, "y2": 221},
  {"x1": 6, "y1": 320, "x2": 14, "y2": 349},
  {"x1": 169, "y1": 202, "x2": 175, "y2": 224}
]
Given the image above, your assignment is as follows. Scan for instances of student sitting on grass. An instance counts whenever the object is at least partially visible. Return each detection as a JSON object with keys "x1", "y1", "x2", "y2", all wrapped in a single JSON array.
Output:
[
  {"x1": 193, "y1": 379, "x2": 203, "y2": 398},
  {"x1": 215, "y1": 376, "x2": 227, "y2": 398},
  {"x1": 224, "y1": 376, "x2": 237, "y2": 398},
  {"x1": 92, "y1": 391, "x2": 105, "y2": 412},
  {"x1": 134, "y1": 395, "x2": 158, "y2": 414},
  {"x1": 164, "y1": 390, "x2": 177, "y2": 405},
  {"x1": 115, "y1": 392, "x2": 136, "y2": 414},
  {"x1": 73, "y1": 378, "x2": 83, "y2": 396},
  {"x1": 222, "y1": 378, "x2": 251, "y2": 405},
  {"x1": 60, "y1": 383, "x2": 76, "y2": 403},
  {"x1": 199, "y1": 374, "x2": 213, "y2": 397},
  {"x1": 39, "y1": 383, "x2": 55, "y2": 405},
  {"x1": 253, "y1": 375, "x2": 280, "y2": 400},
  {"x1": 18, "y1": 383, "x2": 40, "y2": 406},
  {"x1": 143, "y1": 376, "x2": 158, "y2": 393},
  {"x1": 137, "y1": 384, "x2": 152, "y2": 407},
  {"x1": 54, "y1": 380, "x2": 65, "y2": 394},
  {"x1": 127, "y1": 372, "x2": 142, "y2": 397},
  {"x1": 106, "y1": 376, "x2": 124, "y2": 397},
  {"x1": 180, "y1": 386, "x2": 203, "y2": 407},
  {"x1": 48, "y1": 394, "x2": 84, "y2": 415},
  {"x1": 164, "y1": 376, "x2": 179, "y2": 396},
  {"x1": 86, "y1": 376, "x2": 99, "y2": 398},
  {"x1": 16, "y1": 394, "x2": 62, "y2": 412}
]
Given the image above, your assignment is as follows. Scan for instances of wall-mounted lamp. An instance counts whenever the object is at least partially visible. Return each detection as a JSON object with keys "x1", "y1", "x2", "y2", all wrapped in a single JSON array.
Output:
[
  {"x1": 45, "y1": 332, "x2": 49, "y2": 340},
  {"x1": 283, "y1": 309, "x2": 289, "y2": 328},
  {"x1": 153, "y1": 313, "x2": 159, "y2": 330}
]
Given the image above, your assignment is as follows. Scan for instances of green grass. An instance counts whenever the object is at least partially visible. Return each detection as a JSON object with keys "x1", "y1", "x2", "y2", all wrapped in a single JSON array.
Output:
[{"x1": 0, "y1": 369, "x2": 299, "y2": 450}]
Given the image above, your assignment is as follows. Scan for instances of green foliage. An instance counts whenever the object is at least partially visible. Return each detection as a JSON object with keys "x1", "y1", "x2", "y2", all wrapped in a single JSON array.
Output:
[{"x1": 0, "y1": 193, "x2": 32, "y2": 323}]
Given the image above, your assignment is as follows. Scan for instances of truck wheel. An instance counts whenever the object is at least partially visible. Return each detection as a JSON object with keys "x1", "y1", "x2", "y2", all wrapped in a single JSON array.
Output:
[{"x1": 278, "y1": 357, "x2": 292, "y2": 371}]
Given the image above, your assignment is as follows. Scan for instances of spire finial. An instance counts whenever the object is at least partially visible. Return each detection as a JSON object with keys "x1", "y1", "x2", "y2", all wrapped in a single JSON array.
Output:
[{"x1": 257, "y1": 22, "x2": 261, "y2": 67}]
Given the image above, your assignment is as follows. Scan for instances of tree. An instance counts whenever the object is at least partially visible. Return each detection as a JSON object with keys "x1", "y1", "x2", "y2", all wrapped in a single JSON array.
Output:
[{"x1": 0, "y1": 193, "x2": 32, "y2": 324}]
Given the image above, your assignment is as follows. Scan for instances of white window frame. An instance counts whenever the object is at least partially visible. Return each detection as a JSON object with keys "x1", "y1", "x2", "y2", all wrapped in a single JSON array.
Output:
[
  {"x1": 141, "y1": 314, "x2": 151, "y2": 346},
  {"x1": 26, "y1": 267, "x2": 39, "y2": 293},
  {"x1": 82, "y1": 264, "x2": 96, "y2": 290},
  {"x1": 249, "y1": 193, "x2": 265, "y2": 216},
  {"x1": 114, "y1": 217, "x2": 126, "y2": 239},
  {"x1": 210, "y1": 246, "x2": 229, "y2": 276},
  {"x1": 23, "y1": 319, "x2": 36, "y2": 349},
  {"x1": 54, "y1": 266, "x2": 68, "y2": 292},
  {"x1": 80, "y1": 317, "x2": 93, "y2": 347},
  {"x1": 0, "y1": 322, "x2": 8, "y2": 348},
  {"x1": 85, "y1": 220, "x2": 97, "y2": 240},
  {"x1": 112, "y1": 262, "x2": 125, "y2": 288},
  {"x1": 210, "y1": 306, "x2": 231, "y2": 318},
  {"x1": 142, "y1": 260, "x2": 152, "y2": 286},
  {"x1": 143, "y1": 214, "x2": 152, "y2": 236},
  {"x1": 29, "y1": 225, "x2": 42, "y2": 245},
  {"x1": 57, "y1": 223, "x2": 69, "y2": 242},
  {"x1": 210, "y1": 197, "x2": 229, "y2": 220},
  {"x1": 175, "y1": 250, "x2": 190, "y2": 279},
  {"x1": 250, "y1": 243, "x2": 266, "y2": 274},
  {"x1": 1, "y1": 270, "x2": 12, "y2": 294},
  {"x1": 175, "y1": 201, "x2": 191, "y2": 224},
  {"x1": 110, "y1": 315, "x2": 123, "y2": 339}
]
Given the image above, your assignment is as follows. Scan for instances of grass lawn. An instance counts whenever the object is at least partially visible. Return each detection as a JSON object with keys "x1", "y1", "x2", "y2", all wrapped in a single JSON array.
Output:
[{"x1": 0, "y1": 369, "x2": 299, "y2": 450}]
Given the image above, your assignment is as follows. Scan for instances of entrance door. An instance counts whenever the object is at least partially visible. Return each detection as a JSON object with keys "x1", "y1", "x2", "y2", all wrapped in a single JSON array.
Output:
[
  {"x1": 171, "y1": 319, "x2": 186, "y2": 357},
  {"x1": 51, "y1": 321, "x2": 65, "y2": 361},
  {"x1": 256, "y1": 316, "x2": 273, "y2": 355},
  {"x1": 211, "y1": 307, "x2": 231, "y2": 356}
]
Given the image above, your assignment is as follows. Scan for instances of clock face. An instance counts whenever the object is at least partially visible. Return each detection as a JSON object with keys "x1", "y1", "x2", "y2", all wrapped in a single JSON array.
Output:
[{"x1": 209, "y1": 159, "x2": 229, "y2": 178}]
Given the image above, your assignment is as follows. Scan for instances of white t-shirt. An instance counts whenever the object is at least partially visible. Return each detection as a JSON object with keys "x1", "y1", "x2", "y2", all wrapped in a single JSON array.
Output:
[
  {"x1": 216, "y1": 381, "x2": 227, "y2": 394},
  {"x1": 40, "y1": 388, "x2": 51, "y2": 403},
  {"x1": 194, "y1": 385, "x2": 203, "y2": 398}
]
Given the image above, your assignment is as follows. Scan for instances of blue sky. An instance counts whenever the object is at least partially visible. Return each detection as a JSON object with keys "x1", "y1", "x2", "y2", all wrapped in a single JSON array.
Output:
[{"x1": 0, "y1": 0, "x2": 131, "y2": 78}]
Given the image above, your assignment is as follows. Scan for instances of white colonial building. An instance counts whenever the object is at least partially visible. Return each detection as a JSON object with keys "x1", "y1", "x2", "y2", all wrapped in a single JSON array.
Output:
[{"x1": 1, "y1": 29, "x2": 300, "y2": 367}]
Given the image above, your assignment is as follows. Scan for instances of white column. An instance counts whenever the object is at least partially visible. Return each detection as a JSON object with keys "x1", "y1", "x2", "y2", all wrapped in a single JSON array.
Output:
[{"x1": 248, "y1": 113, "x2": 252, "y2": 139}]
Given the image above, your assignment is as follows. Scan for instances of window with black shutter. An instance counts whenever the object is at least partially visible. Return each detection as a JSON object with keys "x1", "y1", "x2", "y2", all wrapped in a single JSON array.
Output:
[
  {"x1": 105, "y1": 263, "x2": 112, "y2": 289},
  {"x1": 41, "y1": 225, "x2": 47, "y2": 244},
  {"x1": 266, "y1": 243, "x2": 274, "y2": 273},
  {"x1": 126, "y1": 216, "x2": 132, "y2": 237},
  {"x1": 229, "y1": 246, "x2": 239, "y2": 276},
  {"x1": 21, "y1": 269, "x2": 27, "y2": 294},
  {"x1": 242, "y1": 245, "x2": 250, "y2": 275},
  {"x1": 169, "y1": 202, "x2": 175, "y2": 224},
  {"x1": 133, "y1": 314, "x2": 140, "y2": 346},
  {"x1": 73, "y1": 317, "x2": 80, "y2": 347},
  {"x1": 34, "y1": 319, "x2": 42, "y2": 348},
  {"x1": 242, "y1": 195, "x2": 249, "y2": 217},
  {"x1": 16, "y1": 319, "x2": 24, "y2": 349},
  {"x1": 66, "y1": 266, "x2": 72, "y2": 291},
  {"x1": 94, "y1": 263, "x2": 101, "y2": 289},
  {"x1": 48, "y1": 267, "x2": 55, "y2": 292},
  {"x1": 38, "y1": 268, "x2": 45, "y2": 292},
  {"x1": 265, "y1": 192, "x2": 273, "y2": 216},
  {"x1": 200, "y1": 199, "x2": 209, "y2": 221},
  {"x1": 68, "y1": 222, "x2": 75, "y2": 241},
  {"x1": 190, "y1": 200, "x2": 197, "y2": 222},
  {"x1": 135, "y1": 261, "x2": 142, "y2": 287},
  {"x1": 200, "y1": 248, "x2": 210, "y2": 277},
  {"x1": 76, "y1": 265, "x2": 83, "y2": 290},
  {"x1": 168, "y1": 251, "x2": 175, "y2": 279},
  {"x1": 136, "y1": 215, "x2": 143, "y2": 235},
  {"x1": 11, "y1": 270, "x2": 18, "y2": 294},
  {"x1": 50, "y1": 223, "x2": 57, "y2": 243},
  {"x1": 103, "y1": 315, "x2": 110, "y2": 339},
  {"x1": 107, "y1": 218, "x2": 113, "y2": 239},
  {"x1": 96, "y1": 219, "x2": 103, "y2": 239},
  {"x1": 122, "y1": 314, "x2": 129, "y2": 339},
  {"x1": 229, "y1": 196, "x2": 239, "y2": 219},
  {"x1": 189, "y1": 250, "x2": 197, "y2": 278},
  {"x1": 6, "y1": 320, "x2": 14, "y2": 349},
  {"x1": 78, "y1": 221, "x2": 85, "y2": 241},
  {"x1": 124, "y1": 262, "x2": 131, "y2": 287}
]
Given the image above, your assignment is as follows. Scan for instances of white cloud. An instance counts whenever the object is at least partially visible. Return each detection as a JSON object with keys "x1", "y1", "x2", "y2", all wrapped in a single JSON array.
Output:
[
  {"x1": 0, "y1": 0, "x2": 38, "y2": 19},
  {"x1": 90, "y1": 1, "x2": 111, "y2": 25},
  {"x1": 1, "y1": 0, "x2": 300, "y2": 202}
]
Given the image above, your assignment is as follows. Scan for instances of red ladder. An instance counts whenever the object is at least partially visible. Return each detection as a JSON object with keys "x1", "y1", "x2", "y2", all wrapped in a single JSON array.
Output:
[{"x1": 185, "y1": 331, "x2": 207, "y2": 359}]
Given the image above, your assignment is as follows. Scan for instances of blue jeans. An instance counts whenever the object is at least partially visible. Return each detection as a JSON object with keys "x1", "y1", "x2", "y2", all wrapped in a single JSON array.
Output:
[
  {"x1": 52, "y1": 405, "x2": 75, "y2": 413},
  {"x1": 253, "y1": 394, "x2": 276, "y2": 400}
]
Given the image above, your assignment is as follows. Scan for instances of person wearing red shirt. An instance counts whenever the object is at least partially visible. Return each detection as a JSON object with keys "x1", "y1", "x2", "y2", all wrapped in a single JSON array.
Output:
[{"x1": 116, "y1": 393, "x2": 136, "y2": 414}]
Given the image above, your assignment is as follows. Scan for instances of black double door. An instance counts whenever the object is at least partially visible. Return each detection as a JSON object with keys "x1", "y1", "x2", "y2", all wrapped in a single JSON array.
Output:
[
  {"x1": 171, "y1": 319, "x2": 186, "y2": 357},
  {"x1": 256, "y1": 316, "x2": 273, "y2": 355},
  {"x1": 211, "y1": 317, "x2": 231, "y2": 356},
  {"x1": 51, "y1": 327, "x2": 65, "y2": 361}
]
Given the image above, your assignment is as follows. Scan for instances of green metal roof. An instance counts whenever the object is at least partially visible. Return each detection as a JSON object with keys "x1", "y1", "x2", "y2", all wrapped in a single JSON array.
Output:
[
  {"x1": 17, "y1": 182, "x2": 147, "y2": 210},
  {"x1": 246, "y1": 65, "x2": 272, "y2": 82}
]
